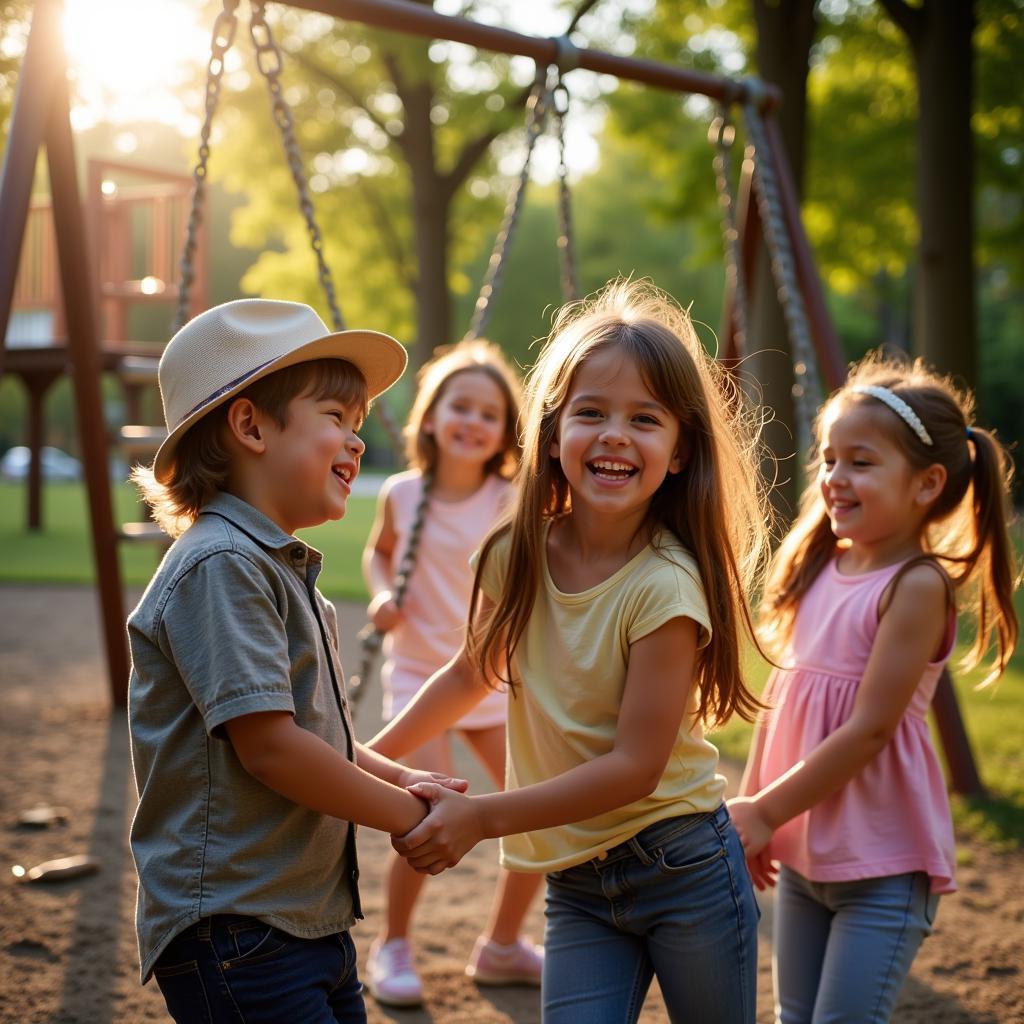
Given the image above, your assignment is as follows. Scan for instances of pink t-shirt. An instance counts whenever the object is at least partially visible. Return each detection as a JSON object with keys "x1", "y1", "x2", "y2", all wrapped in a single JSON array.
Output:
[
  {"x1": 753, "y1": 556, "x2": 957, "y2": 893},
  {"x1": 380, "y1": 470, "x2": 509, "y2": 729}
]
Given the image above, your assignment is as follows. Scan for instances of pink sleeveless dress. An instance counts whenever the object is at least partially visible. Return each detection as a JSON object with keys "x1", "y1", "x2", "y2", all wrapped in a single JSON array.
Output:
[
  {"x1": 754, "y1": 556, "x2": 957, "y2": 894},
  {"x1": 380, "y1": 470, "x2": 509, "y2": 730}
]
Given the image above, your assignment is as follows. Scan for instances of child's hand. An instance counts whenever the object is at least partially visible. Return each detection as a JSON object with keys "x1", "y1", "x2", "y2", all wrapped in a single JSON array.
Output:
[
  {"x1": 390, "y1": 782, "x2": 484, "y2": 874},
  {"x1": 367, "y1": 590, "x2": 401, "y2": 632},
  {"x1": 745, "y1": 849, "x2": 778, "y2": 891},
  {"x1": 398, "y1": 767, "x2": 469, "y2": 795},
  {"x1": 727, "y1": 795, "x2": 774, "y2": 859}
]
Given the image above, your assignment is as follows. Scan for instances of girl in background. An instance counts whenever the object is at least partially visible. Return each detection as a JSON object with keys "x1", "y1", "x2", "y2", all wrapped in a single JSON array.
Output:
[
  {"x1": 730, "y1": 353, "x2": 1018, "y2": 1023},
  {"x1": 362, "y1": 340, "x2": 543, "y2": 1007},
  {"x1": 373, "y1": 279, "x2": 770, "y2": 1023}
]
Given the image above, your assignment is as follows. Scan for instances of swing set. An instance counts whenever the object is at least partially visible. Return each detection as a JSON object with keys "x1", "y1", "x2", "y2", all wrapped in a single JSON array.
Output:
[{"x1": 0, "y1": 0, "x2": 982, "y2": 794}]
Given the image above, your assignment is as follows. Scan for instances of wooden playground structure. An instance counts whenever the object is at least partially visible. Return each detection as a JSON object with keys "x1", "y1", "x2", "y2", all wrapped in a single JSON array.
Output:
[
  {"x1": 0, "y1": 0, "x2": 982, "y2": 793},
  {"x1": 5, "y1": 159, "x2": 207, "y2": 531}
]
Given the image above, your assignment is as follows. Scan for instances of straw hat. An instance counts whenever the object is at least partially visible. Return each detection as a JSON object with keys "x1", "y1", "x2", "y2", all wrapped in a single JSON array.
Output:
[{"x1": 153, "y1": 299, "x2": 407, "y2": 483}]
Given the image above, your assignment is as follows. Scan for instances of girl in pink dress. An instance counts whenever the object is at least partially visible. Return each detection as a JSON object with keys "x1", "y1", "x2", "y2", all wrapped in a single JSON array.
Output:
[
  {"x1": 362, "y1": 340, "x2": 543, "y2": 1007},
  {"x1": 730, "y1": 352, "x2": 1018, "y2": 1023}
]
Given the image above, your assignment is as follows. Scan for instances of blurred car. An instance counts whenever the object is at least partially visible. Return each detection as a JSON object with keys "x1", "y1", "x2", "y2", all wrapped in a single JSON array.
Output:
[{"x1": 0, "y1": 446, "x2": 83, "y2": 481}]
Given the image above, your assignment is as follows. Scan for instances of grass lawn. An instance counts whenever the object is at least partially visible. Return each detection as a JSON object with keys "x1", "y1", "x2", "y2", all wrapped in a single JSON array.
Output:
[
  {"x1": 0, "y1": 479, "x2": 376, "y2": 602},
  {"x1": 1, "y1": 479, "x2": 1022, "y2": 848}
]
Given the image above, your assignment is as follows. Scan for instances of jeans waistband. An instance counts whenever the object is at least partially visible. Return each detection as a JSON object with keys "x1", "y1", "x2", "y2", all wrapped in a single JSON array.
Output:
[{"x1": 593, "y1": 805, "x2": 727, "y2": 868}]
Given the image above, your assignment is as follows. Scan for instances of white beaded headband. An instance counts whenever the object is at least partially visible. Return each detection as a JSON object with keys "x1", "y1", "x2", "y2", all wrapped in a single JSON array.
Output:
[{"x1": 852, "y1": 384, "x2": 933, "y2": 446}]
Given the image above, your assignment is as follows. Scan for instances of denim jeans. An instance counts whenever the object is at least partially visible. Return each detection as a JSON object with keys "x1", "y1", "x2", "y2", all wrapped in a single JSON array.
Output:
[
  {"x1": 773, "y1": 867, "x2": 940, "y2": 1024},
  {"x1": 153, "y1": 915, "x2": 366, "y2": 1023},
  {"x1": 543, "y1": 805, "x2": 759, "y2": 1023}
]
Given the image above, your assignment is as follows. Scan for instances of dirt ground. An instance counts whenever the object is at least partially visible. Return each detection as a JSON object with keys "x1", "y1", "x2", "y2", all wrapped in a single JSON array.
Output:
[{"x1": 1, "y1": 583, "x2": 1021, "y2": 1024}]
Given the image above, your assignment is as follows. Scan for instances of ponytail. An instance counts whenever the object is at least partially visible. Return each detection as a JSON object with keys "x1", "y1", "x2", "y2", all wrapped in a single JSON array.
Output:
[{"x1": 952, "y1": 426, "x2": 1019, "y2": 684}]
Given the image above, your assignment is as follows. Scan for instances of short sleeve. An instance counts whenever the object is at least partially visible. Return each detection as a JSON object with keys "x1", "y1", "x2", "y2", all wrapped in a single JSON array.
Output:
[
  {"x1": 469, "y1": 527, "x2": 512, "y2": 603},
  {"x1": 159, "y1": 551, "x2": 295, "y2": 735},
  {"x1": 627, "y1": 555, "x2": 712, "y2": 649}
]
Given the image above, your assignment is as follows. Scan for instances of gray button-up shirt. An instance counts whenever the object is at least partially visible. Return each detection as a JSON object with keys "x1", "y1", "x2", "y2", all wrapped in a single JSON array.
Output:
[{"x1": 127, "y1": 491, "x2": 360, "y2": 982}]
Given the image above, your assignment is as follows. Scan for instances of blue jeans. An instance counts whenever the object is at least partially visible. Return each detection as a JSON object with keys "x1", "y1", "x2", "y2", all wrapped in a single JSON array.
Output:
[
  {"x1": 773, "y1": 867, "x2": 940, "y2": 1023},
  {"x1": 543, "y1": 805, "x2": 759, "y2": 1023},
  {"x1": 152, "y1": 915, "x2": 366, "y2": 1023}
]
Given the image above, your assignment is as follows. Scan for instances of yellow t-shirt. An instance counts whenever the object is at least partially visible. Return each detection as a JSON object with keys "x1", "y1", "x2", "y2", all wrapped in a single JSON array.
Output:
[{"x1": 475, "y1": 524, "x2": 726, "y2": 873}]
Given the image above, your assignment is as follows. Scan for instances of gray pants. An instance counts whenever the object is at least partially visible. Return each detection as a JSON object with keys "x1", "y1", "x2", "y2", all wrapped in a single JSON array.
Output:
[{"x1": 773, "y1": 867, "x2": 939, "y2": 1023}]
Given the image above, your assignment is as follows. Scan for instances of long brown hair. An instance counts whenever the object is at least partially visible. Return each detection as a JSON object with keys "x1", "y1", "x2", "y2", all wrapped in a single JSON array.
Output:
[
  {"x1": 761, "y1": 350, "x2": 1019, "y2": 684},
  {"x1": 467, "y1": 279, "x2": 772, "y2": 727},
  {"x1": 404, "y1": 338, "x2": 523, "y2": 480}
]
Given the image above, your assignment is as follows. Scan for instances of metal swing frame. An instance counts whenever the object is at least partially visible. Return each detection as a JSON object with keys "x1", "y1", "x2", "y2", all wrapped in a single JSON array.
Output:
[{"x1": 0, "y1": 0, "x2": 983, "y2": 796}]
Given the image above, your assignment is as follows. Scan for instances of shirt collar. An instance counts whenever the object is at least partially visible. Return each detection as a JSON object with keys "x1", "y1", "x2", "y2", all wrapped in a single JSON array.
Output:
[{"x1": 200, "y1": 491, "x2": 303, "y2": 554}]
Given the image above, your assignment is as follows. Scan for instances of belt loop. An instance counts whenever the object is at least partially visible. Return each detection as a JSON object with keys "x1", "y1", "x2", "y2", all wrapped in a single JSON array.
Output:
[{"x1": 196, "y1": 917, "x2": 212, "y2": 940}]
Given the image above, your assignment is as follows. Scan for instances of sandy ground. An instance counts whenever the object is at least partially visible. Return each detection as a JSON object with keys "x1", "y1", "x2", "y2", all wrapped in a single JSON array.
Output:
[{"x1": 1, "y1": 582, "x2": 1022, "y2": 1023}]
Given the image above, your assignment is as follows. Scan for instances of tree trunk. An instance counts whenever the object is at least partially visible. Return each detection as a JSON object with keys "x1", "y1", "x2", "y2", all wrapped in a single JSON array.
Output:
[
  {"x1": 912, "y1": 1, "x2": 976, "y2": 386},
  {"x1": 410, "y1": 168, "x2": 452, "y2": 368},
  {"x1": 748, "y1": 0, "x2": 817, "y2": 518},
  {"x1": 396, "y1": 54, "x2": 453, "y2": 371}
]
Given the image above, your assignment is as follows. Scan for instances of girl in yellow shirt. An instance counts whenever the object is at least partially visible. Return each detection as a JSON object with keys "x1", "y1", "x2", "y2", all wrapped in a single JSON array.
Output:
[{"x1": 371, "y1": 278, "x2": 770, "y2": 1023}]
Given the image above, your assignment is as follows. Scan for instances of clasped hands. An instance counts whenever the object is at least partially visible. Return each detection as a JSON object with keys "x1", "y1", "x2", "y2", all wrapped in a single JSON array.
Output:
[
  {"x1": 726, "y1": 795, "x2": 778, "y2": 891},
  {"x1": 392, "y1": 774, "x2": 485, "y2": 876}
]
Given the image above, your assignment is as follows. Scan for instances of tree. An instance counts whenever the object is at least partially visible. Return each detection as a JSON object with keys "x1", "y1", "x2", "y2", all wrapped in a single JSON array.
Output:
[
  {"x1": 878, "y1": 0, "x2": 976, "y2": 385},
  {"x1": 211, "y1": 0, "x2": 598, "y2": 371}
]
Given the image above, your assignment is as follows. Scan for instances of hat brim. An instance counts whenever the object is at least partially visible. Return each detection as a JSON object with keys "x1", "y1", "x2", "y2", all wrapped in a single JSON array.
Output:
[{"x1": 153, "y1": 328, "x2": 406, "y2": 483}]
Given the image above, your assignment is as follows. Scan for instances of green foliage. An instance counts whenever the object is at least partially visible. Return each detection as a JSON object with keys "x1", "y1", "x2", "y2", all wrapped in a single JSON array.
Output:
[
  {"x1": 804, "y1": 9, "x2": 916, "y2": 292},
  {"x1": 453, "y1": 134, "x2": 728, "y2": 371},
  {"x1": 609, "y1": 0, "x2": 1021, "y2": 292},
  {"x1": 0, "y1": 0, "x2": 33, "y2": 135},
  {"x1": 974, "y1": 0, "x2": 1024, "y2": 280},
  {"x1": 211, "y1": 4, "x2": 526, "y2": 343}
]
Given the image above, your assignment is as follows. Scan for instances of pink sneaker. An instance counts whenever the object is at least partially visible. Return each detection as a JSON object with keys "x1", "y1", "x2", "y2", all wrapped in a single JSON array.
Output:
[
  {"x1": 465, "y1": 935, "x2": 544, "y2": 987},
  {"x1": 366, "y1": 937, "x2": 423, "y2": 1007}
]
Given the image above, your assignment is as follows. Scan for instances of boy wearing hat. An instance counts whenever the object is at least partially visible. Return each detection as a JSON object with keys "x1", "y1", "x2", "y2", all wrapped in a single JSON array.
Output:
[{"x1": 127, "y1": 299, "x2": 466, "y2": 1022}]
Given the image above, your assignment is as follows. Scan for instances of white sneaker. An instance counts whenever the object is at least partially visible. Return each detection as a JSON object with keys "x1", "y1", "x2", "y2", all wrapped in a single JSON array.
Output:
[
  {"x1": 366, "y1": 937, "x2": 424, "y2": 1007},
  {"x1": 465, "y1": 935, "x2": 544, "y2": 986}
]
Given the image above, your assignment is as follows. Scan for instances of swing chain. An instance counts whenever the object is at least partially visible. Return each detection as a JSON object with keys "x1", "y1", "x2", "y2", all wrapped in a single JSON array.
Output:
[
  {"x1": 552, "y1": 79, "x2": 579, "y2": 303},
  {"x1": 464, "y1": 69, "x2": 552, "y2": 341},
  {"x1": 709, "y1": 105, "x2": 749, "y2": 358},
  {"x1": 249, "y1": 2, "x2": 344, "y2": 332},
  {"x1": 174, "y1": 1, "x2": 240, "y2": 334},
  {"x1": 347, "y1": 472, "x2": 433, "y2": 701},
  {"x1": 742, "y1": 102, "x2": 822, "y2": 456},
  {"x1": 247, "y1": 3, "x2": 405, "y2": 456}
]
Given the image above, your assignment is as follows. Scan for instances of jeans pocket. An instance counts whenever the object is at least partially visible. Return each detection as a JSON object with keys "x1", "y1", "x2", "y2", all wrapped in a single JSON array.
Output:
[
  {"x1": 154, "y1": 959, "x2": 214, "y2": 1023},
  {"x1": 654, "y1": 822, "x2": 726, "y2": 877},
  {"x1": 221, "y1": 919, "x2": 290, "y2": 968}
]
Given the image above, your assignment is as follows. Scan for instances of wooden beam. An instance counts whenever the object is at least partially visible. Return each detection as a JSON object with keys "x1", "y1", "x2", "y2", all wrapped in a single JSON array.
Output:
[
  {"x1": 287, "y1": 0, "x2": 780, "y2": 107},
  {"x1": 0, "y1": 0, "x2": 65, "y2": 371},
  {"x1": 43, "y1": 2, "x2": 130, "y2": 704}
]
